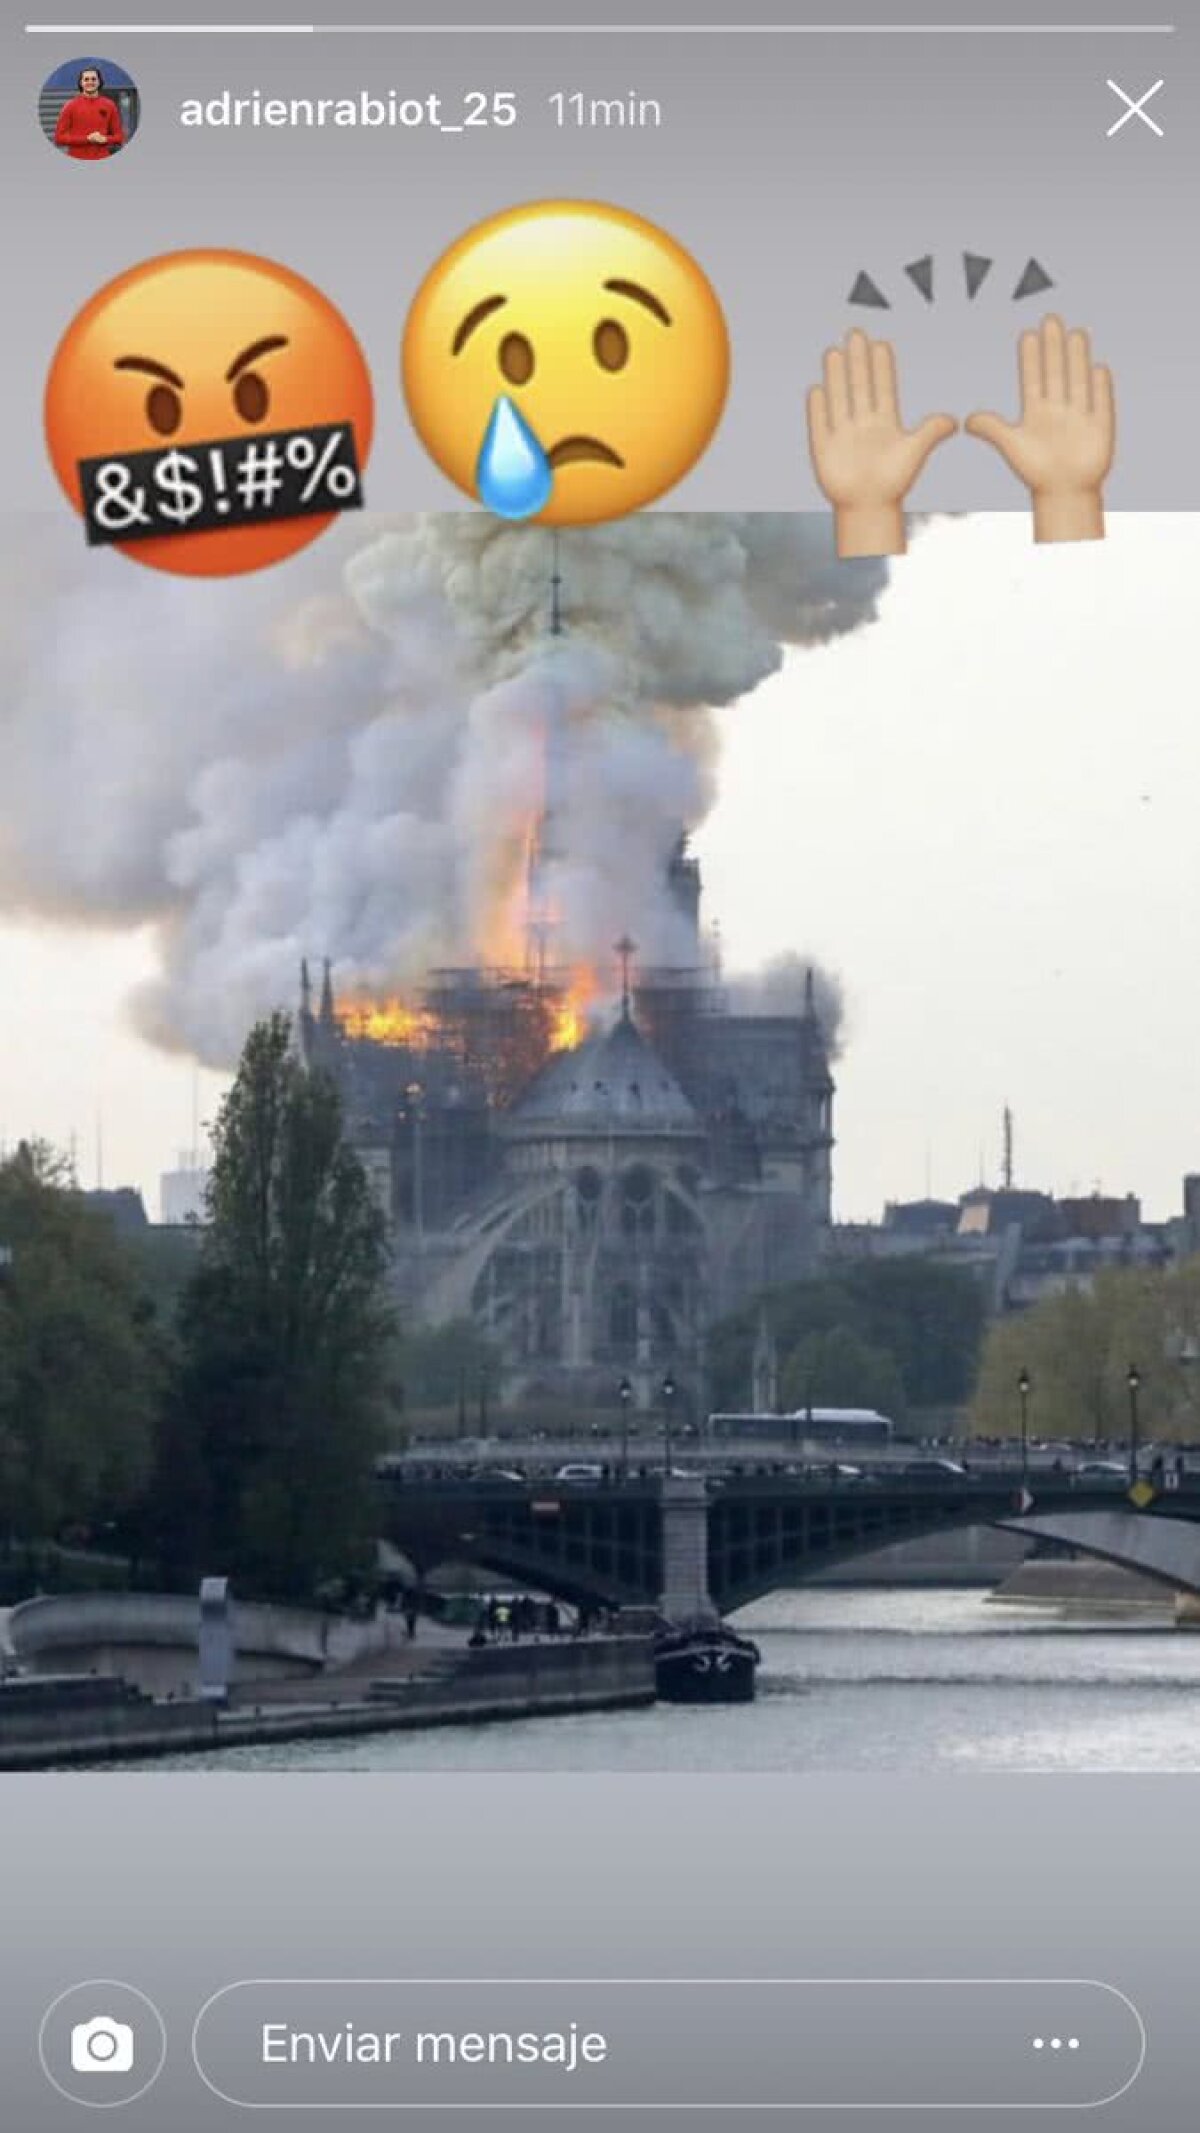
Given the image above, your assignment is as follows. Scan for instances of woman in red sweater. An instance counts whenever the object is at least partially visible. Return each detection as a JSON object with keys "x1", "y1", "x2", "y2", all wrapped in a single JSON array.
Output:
[{"x1": 54, "y1": 66, "x2": 125, "y2": 160}]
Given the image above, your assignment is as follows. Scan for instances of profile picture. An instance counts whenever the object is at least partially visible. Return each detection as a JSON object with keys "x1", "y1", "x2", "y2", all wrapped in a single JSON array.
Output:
[{"x1": 39, "y1": 55, "x2": 140, "y2": 160}]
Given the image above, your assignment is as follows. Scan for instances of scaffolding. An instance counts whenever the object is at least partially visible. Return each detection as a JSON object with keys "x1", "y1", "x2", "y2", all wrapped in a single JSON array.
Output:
[{"x1": 422, "y1": 966, "x2": 571, "y2": 1109}]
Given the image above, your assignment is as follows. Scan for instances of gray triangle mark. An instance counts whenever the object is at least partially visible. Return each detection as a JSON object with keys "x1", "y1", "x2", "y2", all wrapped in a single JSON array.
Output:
[
  {"x1": 905, "y1": 255, "x2": 934, "y2": 303},
  {"x1": 849, "y1": 270, "x2": 890, "y2": 310},
  {"x1": 963, "y1": 252, "x2": 993, "y2": 300},
  {"x1": 1013, "y1": 257, "x2": 1055, "y2": 300}
]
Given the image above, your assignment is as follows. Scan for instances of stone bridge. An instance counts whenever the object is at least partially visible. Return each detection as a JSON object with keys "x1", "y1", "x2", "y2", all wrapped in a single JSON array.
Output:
[
  {"x1": 994, "y1": 1509, "x2": 1200, "y2": 1596},
  {"x1": 380, "y1": 1469, "x2": 1200, "y2": 1617}
]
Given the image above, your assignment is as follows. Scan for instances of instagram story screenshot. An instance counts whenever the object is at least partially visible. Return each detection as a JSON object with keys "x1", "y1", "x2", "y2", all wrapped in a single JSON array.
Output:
[{"x1": 1, "y1": 0, "x2": 1198, "y2": 2123}]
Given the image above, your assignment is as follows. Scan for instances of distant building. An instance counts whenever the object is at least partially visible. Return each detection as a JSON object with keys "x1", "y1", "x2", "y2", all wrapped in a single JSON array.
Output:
[
  {"x1": 159, "y1": 1153, "x2": 210, "y2": 1226},
  {"x1": 82, "y1": 1187, "x2": 149, "y2": 1237},
  {"x1": 881, "y1": 1199, "x2": 960, "y2": 1241},
  {"x1": 833, "y1": 1210, "x2": 1017, "y2": 1315},
  {"x1": 956, "y1": 1187, "x2": 1060, "y2": 1243},
  {"x1": 1056, "y1": 1193, "x2": 1142, "y2": 1242},
  {"x1": 839, "y1": 1179, "x2": 1178, "y2": 1318},
  {"x1": 1006, "y1": 1230, "x2": 1172, "y2": 1310}
]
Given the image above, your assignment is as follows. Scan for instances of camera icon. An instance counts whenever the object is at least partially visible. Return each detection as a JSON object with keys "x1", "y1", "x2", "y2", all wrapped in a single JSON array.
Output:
[{"x1": 70, "y1": 2016, "x2": 135, "y2": 2075}]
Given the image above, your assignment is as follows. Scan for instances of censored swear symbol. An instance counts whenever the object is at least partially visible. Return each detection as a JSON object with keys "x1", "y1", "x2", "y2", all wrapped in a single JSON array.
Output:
[
  {"x1": 43, "y1": 248, "x2": 374, "y2": 577},
  {"x1": 80, "y1": 422, "x2": 363, "y2": 545}
]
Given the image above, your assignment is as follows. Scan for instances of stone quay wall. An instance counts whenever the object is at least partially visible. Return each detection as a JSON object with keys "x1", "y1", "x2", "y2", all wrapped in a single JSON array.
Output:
[
  {"x1": 0, "y1": 1636, "x2": 655, "y2": 1768},
  {"x1": 6, "y1": 1592, "x2": 394, "y2": 1695}
]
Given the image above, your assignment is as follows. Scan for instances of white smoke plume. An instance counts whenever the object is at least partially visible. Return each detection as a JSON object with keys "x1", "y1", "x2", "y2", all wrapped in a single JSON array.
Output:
[
  {"x1": 0, "y1": 512, "x2": 884, "y2": 1065},
  {"x1": 726, "y1": 955, "x2": 846, "y2": 1058}
]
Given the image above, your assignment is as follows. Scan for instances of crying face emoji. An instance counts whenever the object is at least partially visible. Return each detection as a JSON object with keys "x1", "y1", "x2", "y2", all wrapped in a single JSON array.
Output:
[{"x1": 401, "y1": 200, "x2": 730, "y2": 524}]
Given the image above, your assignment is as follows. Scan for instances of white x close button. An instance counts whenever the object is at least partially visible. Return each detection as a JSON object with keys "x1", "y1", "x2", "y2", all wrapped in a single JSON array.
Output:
[{"x1": 1106, "y1": 78, "x2": 1165, "y2": 137}]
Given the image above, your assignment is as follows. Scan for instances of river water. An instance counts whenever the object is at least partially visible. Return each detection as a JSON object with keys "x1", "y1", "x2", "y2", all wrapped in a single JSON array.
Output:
[{"x1": 159, "y1": 1590, "x2": 1200, "y2": 1775}]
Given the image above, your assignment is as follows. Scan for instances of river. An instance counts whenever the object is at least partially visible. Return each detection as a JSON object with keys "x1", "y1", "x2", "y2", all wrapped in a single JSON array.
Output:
[{"x1": 157, "y1": 1589, "x2": 1200, "y2": 1774}]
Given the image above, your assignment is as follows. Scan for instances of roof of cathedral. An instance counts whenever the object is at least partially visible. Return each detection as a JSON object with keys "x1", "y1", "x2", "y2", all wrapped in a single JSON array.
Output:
[{"x1": 508, "y1": 1009, "x2": 701, "y2": 1138}]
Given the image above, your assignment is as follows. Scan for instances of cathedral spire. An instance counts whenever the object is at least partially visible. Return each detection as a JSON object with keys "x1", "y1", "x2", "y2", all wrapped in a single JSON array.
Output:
[
  {"x1": 300, "y1": 958, "x2": 312, "y2": 1019},
  {"x1": 614, "y1": 934, "x2": 637, "y2": 1023},
  {"x1": 319, "y1": 957, "x2": 336, "y2": 1029}
]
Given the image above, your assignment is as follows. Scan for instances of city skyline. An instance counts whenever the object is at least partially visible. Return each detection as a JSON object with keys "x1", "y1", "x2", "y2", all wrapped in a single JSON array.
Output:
[{"x1": 0, "y1": 510, "x2": 1195, "y2": 1227}]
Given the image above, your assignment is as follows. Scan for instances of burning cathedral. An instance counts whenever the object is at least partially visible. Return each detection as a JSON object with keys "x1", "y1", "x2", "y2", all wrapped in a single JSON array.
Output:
[
  {"x1": 3, "y1": 513, "x2": 889, "y2": 1419},
  {"x1": 61, "y1": 509, "x2": 884, "y2": 1423},
  {"x1": 279, "y1": 521, "x2": 867, "y2": 1419},
  {"x1": 299, "y1": 829, "x2": 834, "y2": 1416},
  {"x1": 279, "y1": 526, "x2": 869, "y2": 1419}
]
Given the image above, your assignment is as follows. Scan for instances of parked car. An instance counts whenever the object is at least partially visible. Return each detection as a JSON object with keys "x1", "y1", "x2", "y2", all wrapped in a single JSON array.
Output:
[
  {"x1": 902, "y1": 1457, "x2": 969, "y2": 1479},
  {"x1": 1074, "y1": 1460, "x2": 1128, "y2": 1483},
  {"x1": 553, "y1": 1462, "x2": 605, "y2": 1484}
]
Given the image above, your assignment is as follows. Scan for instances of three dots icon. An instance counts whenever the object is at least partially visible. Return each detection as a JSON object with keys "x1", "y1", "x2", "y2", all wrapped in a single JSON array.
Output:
[{"x1": 1033, "y1": 2036, "x2": 1080, "y2": 2051}]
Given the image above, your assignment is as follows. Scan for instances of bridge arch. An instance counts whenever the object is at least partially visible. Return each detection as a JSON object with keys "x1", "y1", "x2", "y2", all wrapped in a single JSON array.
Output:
[
  {"x1": 382, "y1": 1475, "x2": 1200, "y2": 1618},
  {"x1": 991, "y1": 1509, "x2": 1200, "y2": 1597}
]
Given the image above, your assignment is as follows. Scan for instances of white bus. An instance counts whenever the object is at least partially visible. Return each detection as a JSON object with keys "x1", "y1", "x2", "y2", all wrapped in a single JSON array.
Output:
[{"x1": 708, "y1": 1408, "x2": 896, "y2": 1449}]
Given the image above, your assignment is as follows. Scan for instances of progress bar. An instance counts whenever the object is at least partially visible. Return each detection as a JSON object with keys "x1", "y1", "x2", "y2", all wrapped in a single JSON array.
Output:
[{"x1": 20, "y1": 20, "x2": 1182, "y2": 33}]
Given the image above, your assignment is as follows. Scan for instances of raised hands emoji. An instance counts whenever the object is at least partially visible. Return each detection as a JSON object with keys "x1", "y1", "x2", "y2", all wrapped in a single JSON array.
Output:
[
  {"x1": 806, "y1": 328, "x2": 958, "y2": 559},
  {"x1": 966, "y1": 315, "x2": 1115, "y2": 543},
  {"x1": 807, "y1": 315, "x2": 1116, "y2": 557}
]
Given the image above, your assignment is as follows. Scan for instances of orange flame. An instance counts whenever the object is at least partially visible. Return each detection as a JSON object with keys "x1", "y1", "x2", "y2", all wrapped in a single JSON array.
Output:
[
  {"x1": 335, "y1": 996, "x2": 435, "y2": 1047},
  {"x1": 550, "y1": 968, "x2": 599, "y2": 1052},
  {"x1": 334, "y1": 783, "x2": 604, "y2": 1061}
]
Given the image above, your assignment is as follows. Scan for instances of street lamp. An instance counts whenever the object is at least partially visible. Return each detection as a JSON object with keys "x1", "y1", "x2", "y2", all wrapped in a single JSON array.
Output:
[
  {"x1": 1127, "y1": 1363, "x2": 1142, "y2": 1488},
  {"x1": 661, "y1": 1371, "x2": 677, "y2": 1475},
  {"x1": 1017, "y1": 1367, "x2": 1032, "y2": 1487},
  {"x1": 617, "y1": 1376, "x2": 633, "y2": 1481}
]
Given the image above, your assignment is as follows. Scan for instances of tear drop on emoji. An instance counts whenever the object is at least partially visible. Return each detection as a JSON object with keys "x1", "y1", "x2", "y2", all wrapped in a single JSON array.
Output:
[
  {"x1": 44, "y1": 248, "x2": 374, "y2": 576},
  {"x1": 402, "y1": 200, "x2": 730, "y2": 525}
]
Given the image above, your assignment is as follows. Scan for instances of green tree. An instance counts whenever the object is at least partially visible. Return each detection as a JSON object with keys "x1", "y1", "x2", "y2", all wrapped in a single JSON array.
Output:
[
  {"x1": 393, "y1": 1319, "x2": 500, "y2": 1418},
  {"x1": 0, "y1": 1141, "x2": 162, "y2": 1545},
  {"x1": 780, "y1": 1326, "x2": 907, "y2": 1420},
  {"x1": 839, "y1": 1259, "x2": 986, "y2": 1409},
  {"x1": 708, "y1": 1258, "x2": 984, "y2": 1416},
  {"x1": 121, "y1": 1223, "x2": 206, "y2": 1337},
  {"x1": 971, "y1": 1290, "x2": 1109, "y2": 1443},
  {"x1": 970, "y1": 1262, "x2": 1200, "y2": 1444},
  {"x1": 1162, "y1": 1258, "x2": 1200, "y2": 1439},
  {"x1": 171, "y1": 1015, "x2": 396, "y2": 1598}
]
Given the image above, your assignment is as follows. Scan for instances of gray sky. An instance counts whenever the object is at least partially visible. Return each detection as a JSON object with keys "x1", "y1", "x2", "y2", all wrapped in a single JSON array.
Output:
[
  {"x1": 702, "y1": 514, "x2": 1198, "y2": 1223},
  {"x1": 1, "y1": 513, "x2": 1194, "y2": 1225}
]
